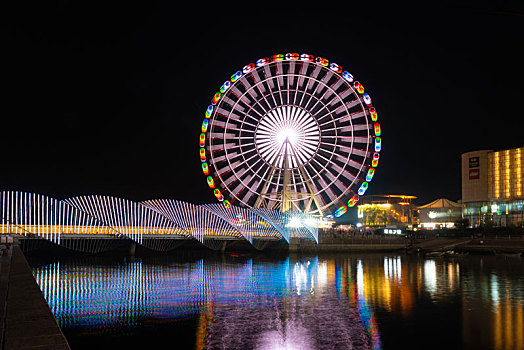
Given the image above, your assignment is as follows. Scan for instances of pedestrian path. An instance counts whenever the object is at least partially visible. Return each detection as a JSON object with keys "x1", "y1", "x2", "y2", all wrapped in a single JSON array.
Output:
[{"x1": 0, "y1": 245, "x2": 70, "y2": 350}]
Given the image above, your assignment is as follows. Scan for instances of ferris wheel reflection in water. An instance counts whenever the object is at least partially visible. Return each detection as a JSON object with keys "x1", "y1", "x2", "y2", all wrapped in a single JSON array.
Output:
[
  {"x1": 33, "y1": 255, "x2": 382, "y2": 349},
  {"x1": 32, "y1": 255, "x2": 524, "y2": 349}
]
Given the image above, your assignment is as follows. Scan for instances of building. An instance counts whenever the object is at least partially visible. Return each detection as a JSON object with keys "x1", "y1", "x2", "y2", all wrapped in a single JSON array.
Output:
[
  {"x1": 461, "y1": 147, "x2": 523, "y2": 227},
  {"x1": 356, "y1": 195, "x2": 417, "y2": 231},
  {"x1": 418, "y1": 198, "x2": 462, "y2": 229}
]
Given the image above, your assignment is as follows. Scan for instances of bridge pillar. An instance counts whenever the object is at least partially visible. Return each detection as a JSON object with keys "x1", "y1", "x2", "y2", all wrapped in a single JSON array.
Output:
[
  {"x1": 129, "y1": 242, "x2": 136, "y2": 256},
  {"x1": 220, "y1": 241, "x2": 227, "y2": 252}
]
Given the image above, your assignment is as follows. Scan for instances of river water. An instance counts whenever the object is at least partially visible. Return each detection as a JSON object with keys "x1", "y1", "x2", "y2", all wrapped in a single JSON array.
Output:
[{"x1": 29, "y1": 252, "x2": 523, "y2": 350}]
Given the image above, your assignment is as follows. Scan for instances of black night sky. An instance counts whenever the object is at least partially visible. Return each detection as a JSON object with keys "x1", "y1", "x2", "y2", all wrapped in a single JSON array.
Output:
[{"x1": 5, "y1": 2, "x2": 524, "y2": 218}]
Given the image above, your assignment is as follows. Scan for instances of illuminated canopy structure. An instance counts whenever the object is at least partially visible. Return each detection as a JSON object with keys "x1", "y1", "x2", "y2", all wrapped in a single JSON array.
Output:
[
  {"x1": 0, "y1": 191, "x2": 318, "y2": 252},
  {"x1": 200, "y1": 53, "x2": 381, "y2": 219}
]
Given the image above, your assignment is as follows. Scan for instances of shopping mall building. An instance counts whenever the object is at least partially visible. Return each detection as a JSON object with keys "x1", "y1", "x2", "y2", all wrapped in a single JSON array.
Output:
[
  {"x1": 461, "y1": 147, "x2": 523, "y2": 227},
  {"x1": 356, "y1": 194, "x2": 417, "y2": 232}
]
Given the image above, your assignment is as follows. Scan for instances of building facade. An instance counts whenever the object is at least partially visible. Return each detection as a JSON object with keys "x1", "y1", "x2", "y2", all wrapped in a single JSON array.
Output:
[
  {"x1": 461, "y1": 147, "x2": 523, "y2": 227},
  {"x1": 418, "y1": 198, "x2": 462, "y2": 229},
  {"x1": 356, "y1": 195, "x2": 417, "y2": 231}
]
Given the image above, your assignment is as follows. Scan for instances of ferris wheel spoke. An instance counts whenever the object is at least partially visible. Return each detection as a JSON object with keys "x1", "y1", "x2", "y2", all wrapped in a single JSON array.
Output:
[
  {"x1": 267, "y1": 83, "x2": 281, "y2": 109},
  {"x1": 309, "y1": 64, "x2": 322, "y2": 81},
  {"x1": 221, "y1": 95, "x2": 244, "y2": 111},
  {"x1": 320, "y1": 169, "x2": 349, "y2": 194},
  {"x1": 212, "y1": 118, "x2": 243, "y2": 130},
  {"x1": 262, "y1": 65, "x2": 273, "y2": 89},
  {"x1": 209, "y1": 143, "x2": 238, "y2": 153},
  {"x1": 318, "y1": 142, "x2": 369, "y2": 158},
  {"x1": 324, "y1": 99, "x2": 356, "y2": 116},
  {"x1": 337, "y1": 124, "x2": 371, "y2": 133},
  {"x1": 307, "y1": 77, "x2": 339, "y2": 113},
  {"x1": 296, "y1": 164, "x2": 319, "y2": 195},
  {"x1": 211, "y1": 152, "x2": 237, "y2": 164},
  {"x1": 209, "y1": 132, "x2": 238, "y2": 141},
  {"x1": 229, "y1": 85, "x2": 252, "y2": 106},
  {"x1": 276, "y1": 62, "x2": 286, "y2": 95},
  {"x1": 351, "y1": 147, "x2": 372, "y2": 157},
  {"x1": 239, "y1": 76, "x2": 262, "y2": 102},
  {"x1": 250, "y1": 71, "x2": 265, "y2": 92},
  {"x1": 328, "y1": 76, "x2": 346, "y2": 95},
  {"x1": 338, "y1": 87, "x2": 355, "y2": 101},
  {"x1": 303, "y1": 76, "x2": 320, "y2": 109},
  {"x1": 239, "y1": 185, "x2": 258, "y2": 205},
  {"x1": 349, "y1": 110, "x2": 367, "y2": 120},
  {"x1": 249, "y1": 83, "x2": 274, "y2": 115},
  {"x1": 273, "y1": 74, "x2": 286, "y2": 108},
  {"x1": 312, "y1": 151, "x2": 356, "y2": 184},
  {"x1": 221, "y1": 171, "x2": 239, "y2": 188}
]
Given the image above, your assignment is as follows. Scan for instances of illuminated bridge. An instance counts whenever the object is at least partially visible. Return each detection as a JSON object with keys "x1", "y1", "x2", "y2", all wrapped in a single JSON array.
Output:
[{"x1": 0, "y1": 191, "x2": 319, "y2": 252}]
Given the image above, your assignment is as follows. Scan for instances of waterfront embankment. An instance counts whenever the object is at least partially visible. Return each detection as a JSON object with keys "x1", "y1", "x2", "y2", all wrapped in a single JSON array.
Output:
[
  {"x1": 286, "y1": 235, "x2": 524, "y2": 255},
  {"x1": 0, "y1": 245, "x2": 69, "y2": 350}
]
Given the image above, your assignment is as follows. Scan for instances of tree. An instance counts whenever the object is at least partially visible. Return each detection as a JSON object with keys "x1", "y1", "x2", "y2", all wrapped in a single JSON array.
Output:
[{"x1": 454, "y1": 218, "x2": 470, "y2": 231}]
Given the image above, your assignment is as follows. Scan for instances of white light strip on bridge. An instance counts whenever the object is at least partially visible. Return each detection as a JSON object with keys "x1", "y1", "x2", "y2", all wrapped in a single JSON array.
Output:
[{"x1": 0, "y1": 191, "x2": 318, "y2": 252}]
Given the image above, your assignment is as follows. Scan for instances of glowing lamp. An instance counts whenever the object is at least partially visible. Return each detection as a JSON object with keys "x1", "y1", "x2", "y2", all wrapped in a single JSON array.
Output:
[
  {"x1": 212, "y1": 92, "x2": 221, "y2": 104},
  {"x1": 300, "y1": 54, "x2": 314, "y2": 62},
  {"x1": 242, "y1": 63, "x2": 255, "y2": 73},
  {"x1": 315, "y1": 57, "x2": 329, "y2": 66},
  {"x1": 206, "y1": 176, "x2": 215, "y2": 189},
  {"x1": 366, "y1": 168, "x2": 375, "y2": 182},
  {"x1": 256, "y1": 57, "x2": 269, "y2": 67},
  {"x1": 375, "y1": 137, "x2": 381, "y2": 152},
  {"x1": 358, "y1": 182, "x2": 369, "y2": 196},
  {"x1": 214, "y1": 189, "x2": 223, "y2": 201},
  {"x1": 199, "y1": 133, "x2": 206, "y2": 147},
  {"x1": 223, "y1": 200, "x2": 232, "y2": 209},
  {"x1": 354, "y1": 81, "x2": 364, "y2": 94},
  {"x1": 369, "y1": 107, "x2": 378, "y2": 121},
  {"x1": 272, "y1": 54, "x2": 284, "y2": 61},
  {"x1": 285, "y1": 53, "x2": 299, "y2": 60},
  {"x1": 201, "y1": 119, "x2": 209, "y2": 133},
  {"x1": 325, "y1": 214, "x2": 334, "y2": 220},
  {"x1": 329, "y1": 62, "x2": 342, "y2": 73},
  {"x1": 202, "y1": 162, "x2": 209, "y2": 175},
  {"x1": 372, "y1": 153, "x2": 380, "y2": 167},
  {"x1": 342, "y1": 71, "x2": 354, "y2": 83},
  {"x1": 348, "y1": 195, "x2": 359, "y2": 207},
  {"x1": 199, "y1": 148, "x2": 206, "y2": 161},
  {"x1": 363, "y1": 93, "x2": 372, "y2": 106},
  {"x1": 334, "y1": 205, "x2": 348, "y2": 217},
  {"x1": 231, "y1": 71, "x2": 242, "y2": 82},
  {"x1": 220, "y1": 81, "x2": 231, "y2": 93},
  {"x1": 205, "y1": 105, "x2": 213, "y2": 118},
  {"x1": 374, "y1": 122, "x2": 381, "y2": 136}
]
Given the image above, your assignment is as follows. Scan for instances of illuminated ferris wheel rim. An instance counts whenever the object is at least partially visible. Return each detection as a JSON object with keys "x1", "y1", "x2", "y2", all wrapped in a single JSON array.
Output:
[{"x1": 199, "y1": 53, "x2": 382, "y2": 219}]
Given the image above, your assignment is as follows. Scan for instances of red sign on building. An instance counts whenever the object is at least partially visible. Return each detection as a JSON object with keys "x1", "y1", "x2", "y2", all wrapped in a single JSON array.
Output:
[{"x1": 469, "y1": 169, "x2": 479, "y2": 179}]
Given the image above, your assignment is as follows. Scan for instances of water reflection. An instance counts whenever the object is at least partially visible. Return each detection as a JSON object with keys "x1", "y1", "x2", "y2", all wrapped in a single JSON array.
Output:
[
  {"x1": 462, "y1": 258, "x2": 524, "y2": 350},
  {"x1": 31, "y1": 254, "x2": 524, "y2": 350}
]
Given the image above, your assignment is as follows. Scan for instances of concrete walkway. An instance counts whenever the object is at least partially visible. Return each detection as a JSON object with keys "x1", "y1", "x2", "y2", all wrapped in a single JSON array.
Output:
[
  {"x1": 1, "y1": 245, "x2": 69, "y2": 350},
  {"x1": 413, "y1": 237, "x2": 472, "y2": 251}
]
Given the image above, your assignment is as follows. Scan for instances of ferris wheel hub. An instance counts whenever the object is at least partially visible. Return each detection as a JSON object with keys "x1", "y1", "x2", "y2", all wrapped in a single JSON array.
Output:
[{"x1": 254, "y1": 105, "x2": 320, "y2": 169}]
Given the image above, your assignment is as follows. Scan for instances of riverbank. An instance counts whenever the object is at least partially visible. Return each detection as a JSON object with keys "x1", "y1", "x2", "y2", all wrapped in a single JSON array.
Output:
[
  {"x1": 281, "y1": 235, "x2": 524, "y2": 255},
  {"x1": 0, "y1": 245, "x2": 70, "y2": 349},
  {"x1": 14, "y1": 234, "x2": 524, "y2": 257}
]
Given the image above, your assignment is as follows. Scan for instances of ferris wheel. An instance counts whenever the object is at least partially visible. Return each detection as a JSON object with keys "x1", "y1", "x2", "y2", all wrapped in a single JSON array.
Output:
[{"x1": 199, "y1": 53, "x2": 381, "y2": 219}]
